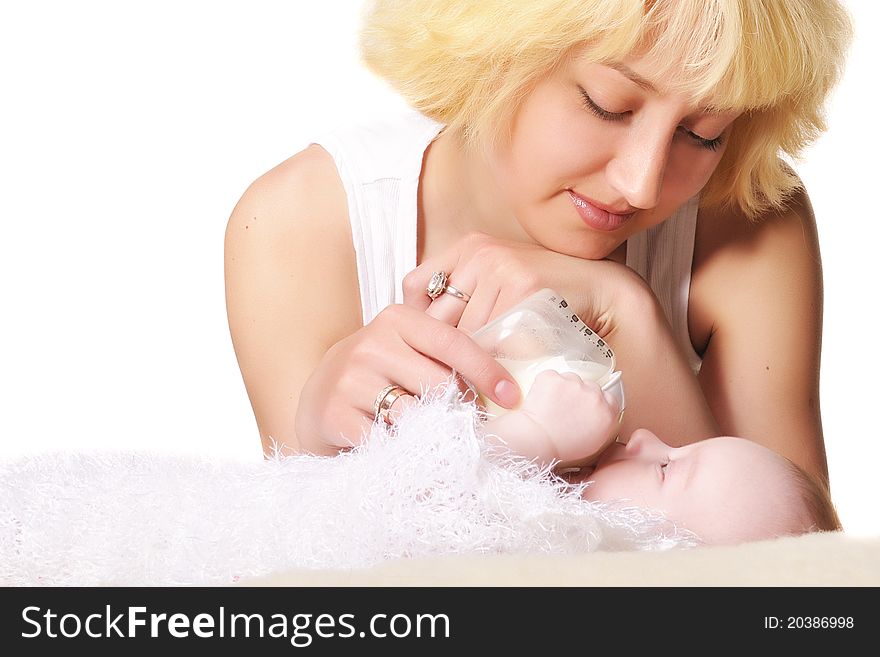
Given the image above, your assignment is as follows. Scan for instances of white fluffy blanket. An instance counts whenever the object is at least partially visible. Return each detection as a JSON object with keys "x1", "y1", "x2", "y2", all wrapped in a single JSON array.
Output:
[{"x1": 0, "y1": 388, "x2": 696, "y2": 586}]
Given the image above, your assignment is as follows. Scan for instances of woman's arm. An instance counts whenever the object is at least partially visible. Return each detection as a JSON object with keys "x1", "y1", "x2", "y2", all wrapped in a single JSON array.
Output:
[
  {"x1": 603, "y1": 280, "x2": 721, "y2": 447},
  {"x1": 224, "y1": 145, "x2": 364, "y2": 455},
  {"x1": 226, "y1": 149, "x2": 523, "y2": 457},
  {"x1": 690, "y1": 188, "x2": 827, "y2": 483}
]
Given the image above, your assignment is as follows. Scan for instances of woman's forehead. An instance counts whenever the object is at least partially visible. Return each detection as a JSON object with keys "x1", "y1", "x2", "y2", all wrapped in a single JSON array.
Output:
[
  {"x1": 568, "y1": 49, "x2": 744, "y2": 112},
  {"x1": 571, "y1": 55, "x2": 744, "y2": 116},
  {"x1": 566, "y1": 5, "x2": 795, "y2": 113}
]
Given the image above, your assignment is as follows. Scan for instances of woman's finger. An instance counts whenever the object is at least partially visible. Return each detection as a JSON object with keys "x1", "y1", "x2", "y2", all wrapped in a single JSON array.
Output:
[
  {"x1": 336, "y1": 372, "x2": 426, "y2": 447},
  {"x1": 422, "y1": 263, "x2": 503, "y2": 334},
  {"x1": 325, "y1": 408, "x2": 380, "y2": 450},
  {"x1": 386, "y1": 305, "x2": 521, "y2": 408},
  {"x1": 424, "y1": 268, "x2": 487, "y2": 327},
  {"x1": 402, "y1": 259, "x2": 460, "y2": 311},
  {"x1": 385, "y1": 392, "x2": 419, "y2": 424},
  {"x1": 354, "y1": 341, "x2": 466, "y2": 414},
  {"x1": 424, "y1": 286, "x2": 470, "y2": 325},
  {"x1": 455, "y1": 283, "x2": 501, "y2": 335},
  {"x1": 402, "y1": 233, "x2": 487, "y2": 310}
]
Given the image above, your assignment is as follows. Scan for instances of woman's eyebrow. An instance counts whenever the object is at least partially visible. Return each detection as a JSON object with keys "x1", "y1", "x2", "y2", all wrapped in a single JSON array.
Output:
[{"x1": 604, "y1": 61, "x2": 658, "y2": 93}]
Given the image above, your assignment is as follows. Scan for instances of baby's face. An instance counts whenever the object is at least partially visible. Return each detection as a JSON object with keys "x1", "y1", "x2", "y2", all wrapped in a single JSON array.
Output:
[{"x1": 579, "y1": 430, "x2": 811, "y2": 544}]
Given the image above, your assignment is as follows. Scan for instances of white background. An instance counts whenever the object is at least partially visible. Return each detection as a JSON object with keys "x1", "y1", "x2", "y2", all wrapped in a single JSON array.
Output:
[{"x1": 1, "y1": 1, "x2": 877, "y2": 536}]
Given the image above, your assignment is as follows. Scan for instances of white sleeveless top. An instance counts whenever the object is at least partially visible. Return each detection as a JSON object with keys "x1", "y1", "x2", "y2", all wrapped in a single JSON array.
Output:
[{"x1": 313, "y1": 109, "x2": 703, "y2": 373}]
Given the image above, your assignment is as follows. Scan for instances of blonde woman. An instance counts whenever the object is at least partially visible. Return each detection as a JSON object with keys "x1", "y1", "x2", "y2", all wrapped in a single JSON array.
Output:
[{"x1": 224, "y1": 0, "x2": 852, "y2": 487}]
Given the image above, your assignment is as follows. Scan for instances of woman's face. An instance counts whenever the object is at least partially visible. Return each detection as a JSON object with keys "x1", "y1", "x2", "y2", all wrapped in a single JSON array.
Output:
[
  {"x1": 580, "y1": 430, "x2": 809, "y2": 545},
  {"x1": 488, "y1": 54, "x2": 740, "y2": 259}
]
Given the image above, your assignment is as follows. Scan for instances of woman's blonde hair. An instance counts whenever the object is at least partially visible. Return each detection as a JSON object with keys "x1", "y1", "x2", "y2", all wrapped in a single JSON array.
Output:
[{"x1": 359, "y1": 0, "x2": 852, "y2": 219}]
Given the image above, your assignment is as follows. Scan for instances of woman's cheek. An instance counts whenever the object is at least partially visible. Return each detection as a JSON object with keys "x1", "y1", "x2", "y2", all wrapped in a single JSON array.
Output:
[
  {"x1": 507, "y1": 115, "x2": 607, "y2": 197},
  {"x1": 665, "y1": 146, "x2": 726, "y2": 200}
]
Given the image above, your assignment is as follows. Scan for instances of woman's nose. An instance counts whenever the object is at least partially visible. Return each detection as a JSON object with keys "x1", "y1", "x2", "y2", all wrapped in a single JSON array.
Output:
[{"x1": 605, "y1": 132, "x2": 670, "y2": 210}]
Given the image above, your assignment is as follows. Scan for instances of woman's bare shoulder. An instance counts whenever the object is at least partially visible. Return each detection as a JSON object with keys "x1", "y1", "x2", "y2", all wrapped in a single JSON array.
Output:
[
  {"x1": 227, "y1": 144, "x2": 354, "y2": 272},
  {"x1": 238, "y1": 144, "x2": 347, "y2": 225},
  {"x1": 694, "y1": 188, "x2": 817, "y2": 258},
  {"x1": 689, "y1": 188, "x2": 821, "y2": 346},
  {"x1": 224, "y1": 143, "x2": 362, "y2": 342}
]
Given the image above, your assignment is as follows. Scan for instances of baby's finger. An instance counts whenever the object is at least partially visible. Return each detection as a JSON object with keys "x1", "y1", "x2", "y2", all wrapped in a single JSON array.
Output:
[{"x1": 558, "y1": 371, "x2": 586, "y2": 384}]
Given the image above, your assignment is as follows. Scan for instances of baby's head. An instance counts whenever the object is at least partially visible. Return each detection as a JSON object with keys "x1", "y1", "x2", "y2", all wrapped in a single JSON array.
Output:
[{"x1": 579, "y1": 429, "x2": 840, "y2": 545}]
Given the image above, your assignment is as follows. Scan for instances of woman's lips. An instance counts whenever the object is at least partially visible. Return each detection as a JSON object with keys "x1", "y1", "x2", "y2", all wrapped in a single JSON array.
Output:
[{"x1": 567, "y1": 190, "x2": 635, "y2": 232}]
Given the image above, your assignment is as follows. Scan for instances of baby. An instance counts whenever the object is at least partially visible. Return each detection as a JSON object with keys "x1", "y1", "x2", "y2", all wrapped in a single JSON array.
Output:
[{"x1": 481, "y1": 370, "x2": 840, "y2": 545}]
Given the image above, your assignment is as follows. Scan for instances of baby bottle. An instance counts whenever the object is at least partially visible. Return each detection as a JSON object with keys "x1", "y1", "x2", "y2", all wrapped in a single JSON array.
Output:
[{"x1": 470, "y1": 288, "x2": 625, "y2": 420}]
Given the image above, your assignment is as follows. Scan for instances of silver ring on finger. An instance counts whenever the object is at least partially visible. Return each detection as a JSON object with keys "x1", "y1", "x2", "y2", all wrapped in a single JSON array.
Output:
[
  {"x1": 442, "y1": 283, "x2": 472, "y2": 303},
  {"x1": 426, "y1": 271, "x2": 449, "y2": 300}
]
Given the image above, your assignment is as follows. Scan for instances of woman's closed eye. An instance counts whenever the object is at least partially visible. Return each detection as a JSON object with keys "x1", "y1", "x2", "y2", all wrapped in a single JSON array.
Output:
[
  {"x1": 678, "y1": 126, "x2": 724, "y2": 152},
  {"x1": 579, "y1": 88, "x2": 725, "y2": 151},
  {"x1": 579, "y1": 88, "x2": 627, "y2": 122}
]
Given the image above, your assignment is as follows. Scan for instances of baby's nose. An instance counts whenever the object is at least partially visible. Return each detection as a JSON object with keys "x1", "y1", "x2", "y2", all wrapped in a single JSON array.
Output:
[{"x1": 625, "y1": 428, "x2": 665, "y2": 455}]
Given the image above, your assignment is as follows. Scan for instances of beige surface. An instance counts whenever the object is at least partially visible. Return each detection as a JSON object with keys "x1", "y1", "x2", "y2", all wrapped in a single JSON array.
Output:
[{"x1": 240, "y1": 531, "x2": 880, "y2": 586}]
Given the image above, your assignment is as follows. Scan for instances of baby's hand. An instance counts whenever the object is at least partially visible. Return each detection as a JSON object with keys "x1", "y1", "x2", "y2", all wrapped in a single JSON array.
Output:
[{"x1": 519, "y1": 370, "x2": 620, "y2": 464}]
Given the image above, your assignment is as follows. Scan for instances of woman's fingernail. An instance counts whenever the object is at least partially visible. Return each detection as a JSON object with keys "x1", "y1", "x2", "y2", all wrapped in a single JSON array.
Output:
[{"x1": 494, "y1": 379, "x2": 520, "y2": 408}]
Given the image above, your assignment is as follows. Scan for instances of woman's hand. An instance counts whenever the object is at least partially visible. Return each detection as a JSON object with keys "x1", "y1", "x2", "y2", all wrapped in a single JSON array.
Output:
[
  {"x1": 294, "y1": 303, "x2": 523, "y2": 455},
  {"x1": 403, "y1": 231, "x2": 720, "y2": 445},
  {"x1": 402, "y1": 232, "x2": 650, "y2": 338}
]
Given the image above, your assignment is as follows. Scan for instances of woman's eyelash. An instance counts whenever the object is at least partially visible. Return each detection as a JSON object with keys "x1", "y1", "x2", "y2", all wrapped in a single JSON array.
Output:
[
  {"x1": 684, "y1": 129, "x2": 724, "y2": 152},
  {"x1": 580, "y1": 88, "x2": 724, "y2": 151},
  {"x1": 579, "y1": 89, "x2": 627, "y2": 122}
]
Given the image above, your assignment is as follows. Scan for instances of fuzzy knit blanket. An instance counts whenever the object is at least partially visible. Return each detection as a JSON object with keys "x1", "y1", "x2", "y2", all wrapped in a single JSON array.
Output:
[{"x1": 0, "y1": 388, "x2": 695, "y2": 586}]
